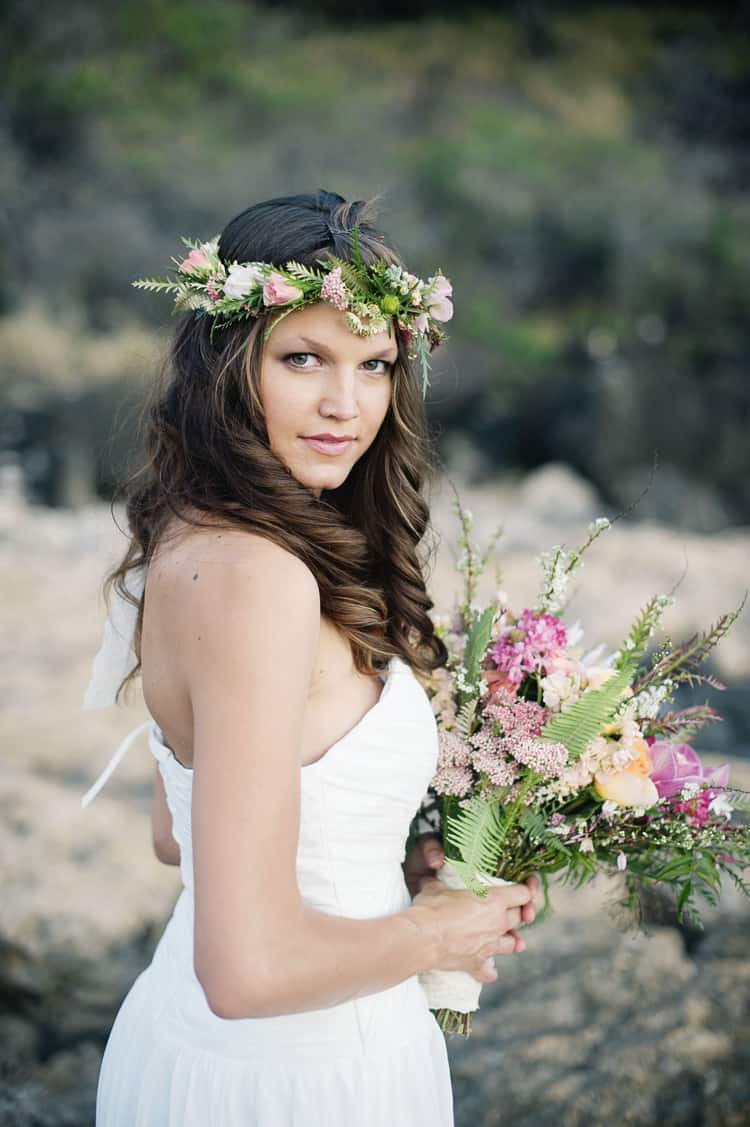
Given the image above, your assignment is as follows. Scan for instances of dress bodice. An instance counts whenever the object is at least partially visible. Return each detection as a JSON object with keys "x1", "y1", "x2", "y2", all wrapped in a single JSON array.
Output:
[{"x1": 148, "y1": 654, "x2": 438, "y2": 915}]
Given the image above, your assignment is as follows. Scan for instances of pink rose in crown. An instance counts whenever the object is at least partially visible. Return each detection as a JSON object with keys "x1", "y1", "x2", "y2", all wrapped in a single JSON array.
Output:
[
  {"x1": 425, "y1": 275, "x2": 453, "y2": 322},
  {"x1": 262, "y1": 273, "x2": 303, "y2": 306},
  {"x1": 178, "y1": 248, "x2": 210, "y2": 273},
  {"x1": 646, "y1": 739, "x2": 730, "y2": 799}
]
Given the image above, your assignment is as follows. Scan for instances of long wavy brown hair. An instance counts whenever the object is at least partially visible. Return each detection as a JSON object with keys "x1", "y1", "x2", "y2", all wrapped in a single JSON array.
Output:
[{"x1": 105, "y1": 188, "x2": 448, "y2": 702}]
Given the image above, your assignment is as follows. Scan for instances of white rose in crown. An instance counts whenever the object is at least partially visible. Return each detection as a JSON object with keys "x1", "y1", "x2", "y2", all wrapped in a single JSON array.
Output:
[
  {"x1": 417, "y1": 863, "x2": 513, "y2": 1014},
  {"x1": 224, "y1": 263, "x2": 266, "y2": 300}
]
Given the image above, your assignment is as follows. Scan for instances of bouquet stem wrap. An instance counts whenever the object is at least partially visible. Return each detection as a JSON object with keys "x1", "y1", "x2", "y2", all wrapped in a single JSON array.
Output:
[{"x1": 418, "y1": 864, "x2": 512, "y2": 1033}]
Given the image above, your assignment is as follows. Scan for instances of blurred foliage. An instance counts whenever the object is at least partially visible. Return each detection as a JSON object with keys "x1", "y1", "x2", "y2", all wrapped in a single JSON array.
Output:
[{"x1": 1, "y1": 1, "x2": 749, "y2": 523}]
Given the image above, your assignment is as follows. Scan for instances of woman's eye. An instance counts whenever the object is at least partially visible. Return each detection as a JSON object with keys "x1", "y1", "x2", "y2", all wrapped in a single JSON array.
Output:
[
  {"x1": 284, "y1": 352, "x2": 317, "y2": 368},
  {"x1": 361, "y1": 359, "x2": 392, "y2": 373}
]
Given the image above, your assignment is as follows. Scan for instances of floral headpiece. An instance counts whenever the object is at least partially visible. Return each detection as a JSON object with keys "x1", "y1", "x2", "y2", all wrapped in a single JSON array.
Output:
[{"x1": 132, "y1": 225, "x2": 452, "y2": 397}]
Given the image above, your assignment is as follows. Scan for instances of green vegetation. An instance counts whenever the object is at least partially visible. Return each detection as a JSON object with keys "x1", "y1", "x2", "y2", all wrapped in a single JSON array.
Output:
[{"x1": 2, "y1": 2, "x2": 749, "y2": 521}]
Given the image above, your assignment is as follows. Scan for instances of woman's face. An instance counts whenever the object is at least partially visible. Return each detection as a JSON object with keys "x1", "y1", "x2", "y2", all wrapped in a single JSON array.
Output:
[{"x1": 258, "y1": 301, "x2": 397, "y2": 497}]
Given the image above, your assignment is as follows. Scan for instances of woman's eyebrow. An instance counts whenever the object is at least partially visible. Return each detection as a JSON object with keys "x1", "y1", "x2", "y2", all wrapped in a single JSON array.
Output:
[{"x1": 289, "y1": 334, "x2": 398, "y2": 360}]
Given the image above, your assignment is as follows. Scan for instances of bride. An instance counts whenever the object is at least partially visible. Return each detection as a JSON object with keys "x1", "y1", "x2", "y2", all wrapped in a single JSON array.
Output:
[{"x1": 81, "y1": 189, "x2": 538, "y2": 1126}]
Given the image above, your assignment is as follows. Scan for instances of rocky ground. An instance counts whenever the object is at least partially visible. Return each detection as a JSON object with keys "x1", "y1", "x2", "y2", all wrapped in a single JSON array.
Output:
[{"x1": 1, "y1": 461, "x2": 748, "y2": 1126}]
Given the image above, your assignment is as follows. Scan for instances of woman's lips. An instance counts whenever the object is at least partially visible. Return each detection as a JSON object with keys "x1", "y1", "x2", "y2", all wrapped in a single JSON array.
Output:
[{"x1": 301, "y1": 437, "x2": 354, "y2": 456}]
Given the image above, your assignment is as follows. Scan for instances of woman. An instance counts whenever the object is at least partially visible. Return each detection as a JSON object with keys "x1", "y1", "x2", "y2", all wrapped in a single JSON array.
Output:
[{"x1": 82, "y1": 189, "x2": 539, "y2": 1126}]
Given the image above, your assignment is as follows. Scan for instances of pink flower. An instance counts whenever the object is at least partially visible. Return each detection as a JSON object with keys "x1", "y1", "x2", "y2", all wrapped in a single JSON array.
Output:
[
  {"x1": 262, "y1": 272, "x2": 303, "y2": 306},
  {"x1": 488, "y1": 609, "x2": 568, "y2": 685},
  {"x1": 178, "y1": 248, "x2": 210, "y2": 273},
  {"x1": 320, "y1": 267, "x2": 349, "y2": 311},
  {"x1": 412, "y1": 312, "x2": 430, "y2": 335},
  {"x1": 425, "y1": 275, "x2": 453, "y2": 322},
  {"x1": 647, "y1": 740, "x2": 730, "y2": 800}
]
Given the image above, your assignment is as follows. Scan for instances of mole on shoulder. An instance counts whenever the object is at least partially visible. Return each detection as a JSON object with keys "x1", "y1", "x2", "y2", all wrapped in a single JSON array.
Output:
[{"x1": 193, "y1": 572, "x2": 199, "y2": 580}]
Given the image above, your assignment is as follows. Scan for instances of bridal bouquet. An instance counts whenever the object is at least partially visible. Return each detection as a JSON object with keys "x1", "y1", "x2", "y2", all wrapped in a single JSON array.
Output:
[{"x1": 416, "y1": 493, "x2": 749, "y2": 1036}]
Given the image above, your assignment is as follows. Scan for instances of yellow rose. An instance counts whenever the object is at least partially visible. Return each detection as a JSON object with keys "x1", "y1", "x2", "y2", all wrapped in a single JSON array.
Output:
[{"x1": 594, "y1": 738, "x2": 658, "y2": 808}]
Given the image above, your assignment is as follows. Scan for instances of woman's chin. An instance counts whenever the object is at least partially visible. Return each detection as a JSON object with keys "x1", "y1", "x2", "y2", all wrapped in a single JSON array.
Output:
[{"x1": 292, "y1": 464, "x2": 349, "y2": 495}]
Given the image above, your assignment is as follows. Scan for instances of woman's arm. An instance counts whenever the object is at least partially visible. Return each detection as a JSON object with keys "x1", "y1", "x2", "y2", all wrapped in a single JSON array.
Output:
[
  {"x1": 151, "y1": 762, "x2": 180, "y2": 866},
  {"x1": 170, "y1": 532, "x2": 441, "y2": 1021}
]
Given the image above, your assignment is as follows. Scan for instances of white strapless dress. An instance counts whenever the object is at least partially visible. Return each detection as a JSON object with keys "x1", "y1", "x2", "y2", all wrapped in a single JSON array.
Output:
[{"x1": 83, "y1": 632, "x2": 454, "y2": 1126}]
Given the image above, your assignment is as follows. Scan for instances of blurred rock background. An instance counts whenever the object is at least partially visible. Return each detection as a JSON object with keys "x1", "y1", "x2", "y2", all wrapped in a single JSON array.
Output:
[{"x1": 1, "y1": 2, "x2": 748, "y2": 1124}]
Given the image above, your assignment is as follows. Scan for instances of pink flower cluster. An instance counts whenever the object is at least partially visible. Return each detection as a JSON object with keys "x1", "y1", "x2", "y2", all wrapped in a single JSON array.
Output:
[
  {"x1": 433, "y1": 691, "x2": 568, "y2": 797},
  {"x1": 320, "y1": 266, "x2": 349, "y2": 311},
  {"x1": 511, "y1": 736, "x2": 569, "y2": 779},
  {"x1": 488, "y1": 609, "x2": 568, "y2": 687},
  {"x1": 434, "y1": 731, "x2": 474, "y2": 796}
]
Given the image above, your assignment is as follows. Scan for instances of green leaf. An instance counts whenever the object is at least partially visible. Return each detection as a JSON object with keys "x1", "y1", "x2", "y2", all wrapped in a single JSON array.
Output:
[{"x1": 463, "y1": 605, "x2": 497, "y2": 687}]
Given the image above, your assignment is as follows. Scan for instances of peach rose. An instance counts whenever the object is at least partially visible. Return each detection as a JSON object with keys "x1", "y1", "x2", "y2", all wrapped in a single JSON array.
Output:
[{"x1": 594, "y1": 737, "x2": 659, "y2": 808}]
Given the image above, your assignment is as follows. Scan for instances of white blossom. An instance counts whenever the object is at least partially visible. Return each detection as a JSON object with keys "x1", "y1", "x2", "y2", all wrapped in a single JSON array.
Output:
[{"x1": 708, "y1": 794, "x2": 733, "y2": 820}]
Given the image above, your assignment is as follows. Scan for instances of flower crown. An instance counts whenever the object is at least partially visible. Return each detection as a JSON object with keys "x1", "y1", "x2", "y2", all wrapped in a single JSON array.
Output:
[{"x1": 132, "y1": 225, "x2": 452, "y2": 397}]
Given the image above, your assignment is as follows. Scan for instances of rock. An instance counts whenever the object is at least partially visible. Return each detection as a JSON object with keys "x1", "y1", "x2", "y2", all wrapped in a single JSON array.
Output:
[
  {"x1": 1, "y1": 473, "x2": 748, "y2": 1125},
  {"x1": 515, "y1": 461, "x2": 603, "y2": 527}
]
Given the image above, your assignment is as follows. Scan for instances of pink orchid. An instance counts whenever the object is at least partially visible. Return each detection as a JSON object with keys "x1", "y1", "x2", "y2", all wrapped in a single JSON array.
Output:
[
  {"x1": 646, "y1": 739, "x2": 730, "y2": 800},
  {"x1": 178, "y1": 248, "x2": 210, "y2": 273},
  {"x1": 262, "y1": 272, "x2": 303, "y2": 306}
]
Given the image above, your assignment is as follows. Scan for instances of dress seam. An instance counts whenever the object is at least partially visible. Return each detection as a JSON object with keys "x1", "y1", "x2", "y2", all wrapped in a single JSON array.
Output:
[{"x1": 316, "y1": 772, "x2": 368, "y2": 1051}]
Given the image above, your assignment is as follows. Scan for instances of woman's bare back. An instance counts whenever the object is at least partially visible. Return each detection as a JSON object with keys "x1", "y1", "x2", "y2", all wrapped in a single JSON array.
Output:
[{"x1": 141, "y1": 513, "x2": 385, "y2": 770}]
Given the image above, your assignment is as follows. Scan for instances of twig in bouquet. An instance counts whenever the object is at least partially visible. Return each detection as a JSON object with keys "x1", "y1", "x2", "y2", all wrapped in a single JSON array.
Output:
[
  {"x1": 630, "y1": 592, "x2": 747, "y2": 698},
  {"x1": 613, "y1": 448, "x2": 660, "y2": 522},
  {"x1": 537, "y1": 451, "x2": 662, "y2": 618},
  {"x1": 447, "y1": 478, "x2": 504, "y2": 617},
  {"x1": 645, "y1": 703, "x2": 723, "y2": 740}
]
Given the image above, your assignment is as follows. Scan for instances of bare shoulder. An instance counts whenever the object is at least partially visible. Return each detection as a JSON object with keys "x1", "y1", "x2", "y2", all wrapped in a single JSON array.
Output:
[
  {"x1": 150, "y1": 516, "x2": 318, "y2": 601},
  {"x1": 147, "y1": 516, "x2": 320, "y2": 686}
]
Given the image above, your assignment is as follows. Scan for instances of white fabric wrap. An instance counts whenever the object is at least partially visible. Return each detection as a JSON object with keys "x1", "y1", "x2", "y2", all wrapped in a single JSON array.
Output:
[
  {"x1": 417, "y1": 864, "x2": 513, "y2": 1013},
  {"x1": 82, "y1": 563, "x2": 146, "y2": 710},
  {"x1": 80, "y1": 563, "x2": 149, "y2": 808}
]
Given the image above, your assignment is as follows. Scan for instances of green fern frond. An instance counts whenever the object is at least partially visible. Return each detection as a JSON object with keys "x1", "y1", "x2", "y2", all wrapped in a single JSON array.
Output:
[
  {"x1": 455, "y1": 698, "x2": 477, "y2": 739},
  {"x1": 284, "y1": 261, "x2": 324, "y2": 283},
  {"x1": 443, "y1": 794, "x2": 510, "y2": 895},
  {"x1": 131, "y1": 277, "x2": 180, "y2": 293},
  {"x1": 539, "y1": 663, "x2": 635, "y2": 761}
]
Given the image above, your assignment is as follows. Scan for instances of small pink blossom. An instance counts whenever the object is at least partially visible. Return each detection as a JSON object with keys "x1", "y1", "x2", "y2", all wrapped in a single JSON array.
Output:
[
  {"x1": 433, "y1": 763, "x2": 473, "y2": 797},
  {"x1": 437, "y1": 729, "x2": 472, "y2": 769},
  {"x1": 178, "y1": 248, "x2": 210, "y2": 273},
  {"x1": 262, "y1": 272, "x2": 303, "y2": 306},
  {"x1": 470, "y1": 749, "x2": 519, "y2": 788},
  {"x1": 509, "y1": 736, "x2": 568, "y2": 779},
  {"x1": 425, "y1": 275, "x2": 453, "y2": 322},
  {"x1": 320, "y1": 267, "x2": 349, "y2": 311}
]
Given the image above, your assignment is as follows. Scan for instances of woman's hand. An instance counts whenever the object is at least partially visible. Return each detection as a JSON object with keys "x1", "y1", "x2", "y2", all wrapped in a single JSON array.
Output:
[
  {"x1": 404, "y1": 834, "x2": 540, "y2": 977},
  {"x1": 402, "y1": 833, "x2": 446, "y2": 899}
]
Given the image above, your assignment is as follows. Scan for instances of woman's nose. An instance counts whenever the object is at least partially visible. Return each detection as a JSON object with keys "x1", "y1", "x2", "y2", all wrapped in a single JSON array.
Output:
[{"x1": 319, "y1": 372, "x2": 360, "y2": 418}]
